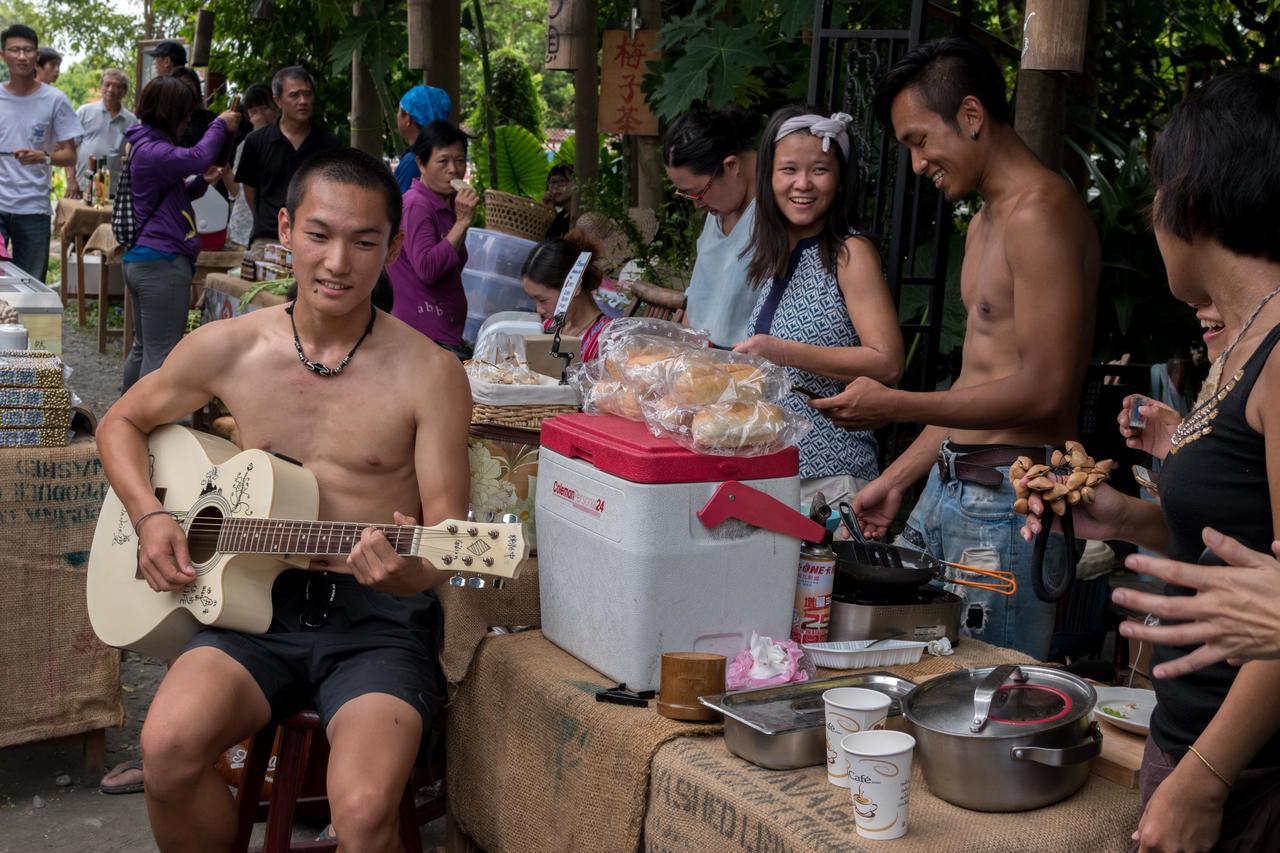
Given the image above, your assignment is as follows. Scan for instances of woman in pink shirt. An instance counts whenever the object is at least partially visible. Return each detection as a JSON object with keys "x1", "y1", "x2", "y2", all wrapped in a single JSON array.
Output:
[
  {"x1": 386, "y1": 121, "x2": 479, "y2": 356},
  {"x1": 520, "y1": 229, "x2": 611, "y2": 361}
]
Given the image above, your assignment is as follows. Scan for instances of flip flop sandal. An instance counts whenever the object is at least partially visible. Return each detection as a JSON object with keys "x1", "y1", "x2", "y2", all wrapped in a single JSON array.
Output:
[{"x1": 99, "y1": 759, "x2": 145, "y2": 795}]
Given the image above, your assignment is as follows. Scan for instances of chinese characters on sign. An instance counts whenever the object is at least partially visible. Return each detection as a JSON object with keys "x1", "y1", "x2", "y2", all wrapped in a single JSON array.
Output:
[
  {"x1": 547, "y1": 0, "x2": 587, "y2": 70},
  {"x1": 599, "y1": 30, "x2": 659, "y2": 136}
]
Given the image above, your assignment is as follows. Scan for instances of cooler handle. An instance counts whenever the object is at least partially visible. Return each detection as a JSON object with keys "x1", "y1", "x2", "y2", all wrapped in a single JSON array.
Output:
[{"x1": 696, "y1": 481, "x2": 826, "y2": 542}]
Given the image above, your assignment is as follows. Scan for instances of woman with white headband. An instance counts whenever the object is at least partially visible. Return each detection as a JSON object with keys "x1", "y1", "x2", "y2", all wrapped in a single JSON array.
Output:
[{"x1": 735, "y1": 105, "x2": 904, "y2": 504}]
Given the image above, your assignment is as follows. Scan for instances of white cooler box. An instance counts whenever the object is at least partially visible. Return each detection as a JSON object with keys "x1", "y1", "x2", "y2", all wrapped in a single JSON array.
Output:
[
  {"x1": 536, "y1": 413, "x2": 803, "y2": 691},
  {"x1": 0, "y1": 261, "x2": 64, "y2": 354}
]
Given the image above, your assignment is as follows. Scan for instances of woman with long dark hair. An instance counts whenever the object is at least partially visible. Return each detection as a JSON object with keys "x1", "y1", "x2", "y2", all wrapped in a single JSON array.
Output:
[
  {"x1": 520, "y1": 229, "x2": 610, "y2": 361},
  {"x1": 663, "y1": 105, "x2": 760, "y2": 347},
  {"x1": 734, "y1": 106, "x2": 903, "y2": 504},
  {"x1": 120, "y1": 75, "x2": 238, "y2": 391}
]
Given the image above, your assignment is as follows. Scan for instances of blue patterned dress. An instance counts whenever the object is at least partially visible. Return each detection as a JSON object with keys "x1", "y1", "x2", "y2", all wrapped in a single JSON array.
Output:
[{"x1": 748, "y1": 236, "x2": 879, "y2": 481}]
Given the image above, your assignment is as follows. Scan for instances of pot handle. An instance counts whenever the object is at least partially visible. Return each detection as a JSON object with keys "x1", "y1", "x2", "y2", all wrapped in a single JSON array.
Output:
[
  {"x1": 1010, "y1": 724, "x2": 1103, "y2": 767},
  {"x1": 970, "y1": 665, "x2": 1028, "y2": 732}
]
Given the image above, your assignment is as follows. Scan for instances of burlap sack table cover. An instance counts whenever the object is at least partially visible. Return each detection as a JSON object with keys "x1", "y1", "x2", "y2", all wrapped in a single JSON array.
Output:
[
  {"x1": 0, "y1": 438, "x2": 125, "y2": 747},
  {"x1": 446, "y1": 625, "x2": 1140, "y2": 853}
]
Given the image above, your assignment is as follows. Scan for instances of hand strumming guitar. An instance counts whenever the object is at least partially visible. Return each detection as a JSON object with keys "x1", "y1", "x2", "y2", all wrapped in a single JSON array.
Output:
[{"x1": 135, "y1": 510, "x2": 197, "y2": 592}]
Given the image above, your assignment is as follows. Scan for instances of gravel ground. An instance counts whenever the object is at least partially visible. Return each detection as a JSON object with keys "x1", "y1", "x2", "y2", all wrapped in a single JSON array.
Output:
[{"x1": 0, "y1": 315, "x2": 447, "y2": 851}]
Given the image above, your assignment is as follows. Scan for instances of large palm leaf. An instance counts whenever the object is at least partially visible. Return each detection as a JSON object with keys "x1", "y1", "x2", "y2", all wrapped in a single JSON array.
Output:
[{"x1": 474, "y1": 125, "x2": 550, "y2": 199}]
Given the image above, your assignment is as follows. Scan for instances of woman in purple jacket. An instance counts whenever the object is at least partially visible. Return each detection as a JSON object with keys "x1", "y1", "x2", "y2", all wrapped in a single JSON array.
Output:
[
  {"x1": 120, "y1": 76, "x2": 239, "y2": 391},
  {"x1": 386, "y1": 121, "x2": 479, "y2": 357}
]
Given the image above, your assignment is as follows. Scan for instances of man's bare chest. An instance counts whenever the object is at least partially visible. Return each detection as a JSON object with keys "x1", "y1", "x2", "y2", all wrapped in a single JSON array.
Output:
[{"x1": 961, "y1": 221, "x2": 1015, "y2": 324}]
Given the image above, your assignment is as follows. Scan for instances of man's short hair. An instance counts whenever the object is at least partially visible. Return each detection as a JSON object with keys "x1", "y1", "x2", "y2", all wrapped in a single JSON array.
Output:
[
  {"x1": 1151, "y1": 71, "x2": 1280, "y2": 263},
  {"x1": 272, "y1": 65, "x2": 314, "y2": 99},
  {"x1": 547, "y1": 163, "x2": 574, "y2": 184},
  {"x1": 411, "y1": 121, "x2": 469, "y2": 163},
  {"x1": 171, "y1": 65, "x2": 203, "y2": 100},
  {"x1": 285, "y1": 148, "x2": 403, "y2": 240},
  {"x1": 1, "y1": 24, "x2": 38, "y2": 49},
  {"x1": 145, "y1": 40, "x2": 187, "y2": 67},
  {"x1": 100, "y1": 68, "x2": 129, "y2": 90},
  {"x1": 873, "y1": 36, "x2": 1011, "y2": 133},
  {"x1": 241, "y1": 82, "x2": 273, "y2": 111},
  {"x1": 35, "y1": 47, "x2": 60, "y2": 67}
]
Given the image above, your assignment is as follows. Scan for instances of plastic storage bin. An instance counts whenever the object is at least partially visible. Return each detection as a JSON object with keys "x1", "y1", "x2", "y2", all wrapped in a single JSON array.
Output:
[
  {"x1": 536, "y1": 413, "x2": 802, "y2": 691},
  {"x1": 462, "y1": 269, "x2": 537, "y2": 343},
  {"x1": 465, "y1": 227, "x2": 537, "y2": 280}
]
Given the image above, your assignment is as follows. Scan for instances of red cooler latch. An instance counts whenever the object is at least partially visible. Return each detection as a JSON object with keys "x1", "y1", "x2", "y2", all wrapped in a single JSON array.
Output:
[{"x1": 696, "y1": 481, "x2": 826, "y2": 542}]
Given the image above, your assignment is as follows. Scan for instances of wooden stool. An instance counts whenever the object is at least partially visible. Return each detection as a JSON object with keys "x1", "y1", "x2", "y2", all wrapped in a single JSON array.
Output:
[{"x1": 231, "y1": 708, "x2": 442, "y2": 853}]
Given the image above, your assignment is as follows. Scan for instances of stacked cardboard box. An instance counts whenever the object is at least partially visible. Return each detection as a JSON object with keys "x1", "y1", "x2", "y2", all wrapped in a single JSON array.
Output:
[
  {"x1": 0, "y1": 351, "x2": 70, "y2": 447},
  {"x1": 238, "y1": 243, "x2": 294, "y2": 283}
]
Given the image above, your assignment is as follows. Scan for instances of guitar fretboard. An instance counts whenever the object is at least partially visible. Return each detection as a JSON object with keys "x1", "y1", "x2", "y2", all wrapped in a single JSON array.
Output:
[{"x1": 216, "y1": 518, "x2": 417, "y2": 557}]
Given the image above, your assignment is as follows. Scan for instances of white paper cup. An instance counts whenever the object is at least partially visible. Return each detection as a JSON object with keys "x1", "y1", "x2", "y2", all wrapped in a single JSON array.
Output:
[
  {"x1": 822, "y1": 687, "x2": 891, "y2": 787},
  {"x1": 840, "y1": 730, "x2": 916, "y2": 840}
]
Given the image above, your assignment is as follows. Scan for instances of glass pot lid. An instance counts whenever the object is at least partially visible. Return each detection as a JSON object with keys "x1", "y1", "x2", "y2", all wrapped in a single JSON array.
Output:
[{"x1": 903, "y1": 664, "x2": 1096, "y2": 736}]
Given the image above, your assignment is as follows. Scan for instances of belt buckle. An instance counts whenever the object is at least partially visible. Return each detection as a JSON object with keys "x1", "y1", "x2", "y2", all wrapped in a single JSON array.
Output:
[{"x1": 936, "y1": 443, "x2": 958, "y2": 482}]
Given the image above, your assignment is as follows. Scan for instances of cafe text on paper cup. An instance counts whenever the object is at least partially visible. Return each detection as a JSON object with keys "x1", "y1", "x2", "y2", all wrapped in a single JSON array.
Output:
[{"x1": 840, "y1": 729, "x2": 917, "y2": 841}]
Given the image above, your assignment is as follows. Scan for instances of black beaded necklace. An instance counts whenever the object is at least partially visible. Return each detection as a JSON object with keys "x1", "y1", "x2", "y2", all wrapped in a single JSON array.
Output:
[{"x1": 286, "y1": 300, "x2": 375, "y2": 377}]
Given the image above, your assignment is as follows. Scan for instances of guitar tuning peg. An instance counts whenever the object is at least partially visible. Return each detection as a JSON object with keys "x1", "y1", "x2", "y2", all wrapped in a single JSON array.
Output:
[
  {"x1": 466, "y1": 509, "x2": 476, "y2": 522},
  {"x1": 501, "y1": 513, "x2": 519, "y2": 524},
  {"x1": 448, "y1": 574, "x2": 467, "y2": 588},
  {"x1": 467, "y1": 575, "x2": 486, "y2": 589}
]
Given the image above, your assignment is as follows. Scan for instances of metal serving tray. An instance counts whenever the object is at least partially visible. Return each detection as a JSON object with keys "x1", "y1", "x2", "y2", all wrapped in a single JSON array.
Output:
[{"x1": 699, "y1": 672, "x2": 917, "y2": 770}]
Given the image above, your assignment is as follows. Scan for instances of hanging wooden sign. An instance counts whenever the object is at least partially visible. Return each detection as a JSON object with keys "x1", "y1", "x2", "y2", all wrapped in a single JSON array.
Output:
[
  {"x1": 547, "y1": 0, "x2": 590, "y2": 71},
  {"x1": 598, "y1": 30, "x2": 659, "y2": 136},
  {"x1": 1021, "y1": 0, "x2": 1090, "y2": 73}
]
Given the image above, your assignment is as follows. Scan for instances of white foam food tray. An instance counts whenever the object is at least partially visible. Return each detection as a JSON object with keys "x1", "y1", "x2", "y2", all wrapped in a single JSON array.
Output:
[{"x1": 802, "y1": 639, "x2": 928, "y2": 669}]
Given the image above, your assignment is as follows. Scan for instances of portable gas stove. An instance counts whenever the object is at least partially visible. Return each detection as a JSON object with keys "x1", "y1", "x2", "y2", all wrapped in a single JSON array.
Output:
[{"x1": 828, "y1": 585, "x2": 963, "y2": 644}]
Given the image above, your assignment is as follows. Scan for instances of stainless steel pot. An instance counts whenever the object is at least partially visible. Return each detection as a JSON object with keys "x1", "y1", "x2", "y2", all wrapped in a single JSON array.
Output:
[{"x1": 902, "y1": 664, "x2": 1102, "y2": 811}]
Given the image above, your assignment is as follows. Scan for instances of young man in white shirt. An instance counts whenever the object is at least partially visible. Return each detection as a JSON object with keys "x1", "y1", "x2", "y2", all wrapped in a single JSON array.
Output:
[
  {"x1": 0, "y1": 24, "x2": 81, "y2": 281},
  {"x1": 66, "y1": 69, "x2": 137, "y2": 199}
]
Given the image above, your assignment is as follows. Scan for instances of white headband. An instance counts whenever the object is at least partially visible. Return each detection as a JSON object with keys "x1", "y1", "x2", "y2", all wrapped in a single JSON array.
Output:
[{"x1": 774, "y1": 112, "x2": 853, "y2": 160}]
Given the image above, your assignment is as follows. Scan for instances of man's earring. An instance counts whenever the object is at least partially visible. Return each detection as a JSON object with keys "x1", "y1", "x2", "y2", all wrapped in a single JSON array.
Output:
[{"x1": 970, "y1": 130, "x2": 979, "y2": 140}]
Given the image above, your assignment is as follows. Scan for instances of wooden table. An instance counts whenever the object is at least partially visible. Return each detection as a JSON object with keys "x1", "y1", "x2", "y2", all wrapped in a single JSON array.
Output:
[
  {"x1": 54, "y1": 198, "x2": 113, "y2": 328},
  {"x1": 439, "y1": 562, "x2": 1142, "y2": 853},
  {"x1": 0, "y1": 437, "x2": 125, "y2": 775}
]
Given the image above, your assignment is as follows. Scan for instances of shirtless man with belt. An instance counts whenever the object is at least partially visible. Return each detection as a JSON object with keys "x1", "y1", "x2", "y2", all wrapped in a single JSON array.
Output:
[
  {"x1": 813, "y1": 37, "x2": 1099, "y2": 659},
  {"x1": 96, "y1": 147, "x2": 471, "y2": 852}
]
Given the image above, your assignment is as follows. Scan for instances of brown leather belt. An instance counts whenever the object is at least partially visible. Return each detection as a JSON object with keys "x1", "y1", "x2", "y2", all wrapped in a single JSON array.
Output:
[{"x1": 937, "y1": 444, "x2": 1052, "y2": 489}]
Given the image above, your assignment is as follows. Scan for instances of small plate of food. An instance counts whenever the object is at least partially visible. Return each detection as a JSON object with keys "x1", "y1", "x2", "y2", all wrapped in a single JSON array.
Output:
[{"x1": 1093, "y1": 687, "x2": 1156, "y2": 736}]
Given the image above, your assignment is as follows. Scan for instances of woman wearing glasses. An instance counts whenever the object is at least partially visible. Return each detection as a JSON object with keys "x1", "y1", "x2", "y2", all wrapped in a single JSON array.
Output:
[
  {"x1": 735, "y1": 107, "x2": 903, "y2": 505},
  {"x1": 662, "y1": 106, "x2": 760, "y2": 348}
]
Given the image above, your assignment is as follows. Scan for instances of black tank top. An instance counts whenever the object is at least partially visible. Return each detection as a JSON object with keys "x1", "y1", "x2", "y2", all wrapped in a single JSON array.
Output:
[{"x1": 1152, "y1": 322, "x2": 1280, "y2": 767}]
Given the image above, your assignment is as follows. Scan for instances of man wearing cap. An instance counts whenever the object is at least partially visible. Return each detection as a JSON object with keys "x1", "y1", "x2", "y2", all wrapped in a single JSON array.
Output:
[
  {"x1": 394, "y1": 85, "x2": 452, "y2": 193},
  {"x1": 145, "y1": 40, "x2": 186, "y2": 77},
  {"x1": 66, "y1": 69, "x2": 135, "y2": 200}
]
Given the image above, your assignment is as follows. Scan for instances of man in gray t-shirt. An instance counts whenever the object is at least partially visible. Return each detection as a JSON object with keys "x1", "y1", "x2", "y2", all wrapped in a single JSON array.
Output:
[
  {"x1": 0, "y1": 24, "x2": 81, "y2": 281},
  {"x1": 66, "y1": 69, "x2": 135, "y2": 199}
]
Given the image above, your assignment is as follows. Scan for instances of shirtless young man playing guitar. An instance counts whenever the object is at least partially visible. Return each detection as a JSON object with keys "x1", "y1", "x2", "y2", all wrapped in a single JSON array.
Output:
[
  {"x1": 813, "y1": 38, "x2": 1099, "y2": 659},
  {"x1": 96, "y1": 147, "x2": 471, "y2": 852}
]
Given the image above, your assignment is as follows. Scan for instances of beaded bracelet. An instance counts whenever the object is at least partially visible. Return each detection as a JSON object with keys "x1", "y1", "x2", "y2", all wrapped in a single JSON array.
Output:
[{"x1": 133, "y1": 508, "x2": 173, "y2": 535}]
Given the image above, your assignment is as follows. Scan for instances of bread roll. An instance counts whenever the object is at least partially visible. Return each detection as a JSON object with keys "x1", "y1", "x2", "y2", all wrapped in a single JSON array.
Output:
[
  {"x1": 669, "y1": 361, "x2": 768, "y2": 406},
  {"x1": 590, "y1": 380, "x2": 643, "y2": 420},
  {"x1": 691, "y1": 402, "x2": 787, "y2": 452}
]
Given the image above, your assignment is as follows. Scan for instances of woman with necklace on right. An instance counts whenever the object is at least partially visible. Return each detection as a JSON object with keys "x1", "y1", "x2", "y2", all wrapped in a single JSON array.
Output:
[{"x1": 1023, "y1": 71, "x2": 1280, "y2": 851}]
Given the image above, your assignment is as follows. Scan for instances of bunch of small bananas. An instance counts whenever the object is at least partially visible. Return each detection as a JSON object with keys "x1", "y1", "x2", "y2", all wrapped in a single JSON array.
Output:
[{"x1": 1011, "y1": 441, "x2": 1114, "y2": 516}]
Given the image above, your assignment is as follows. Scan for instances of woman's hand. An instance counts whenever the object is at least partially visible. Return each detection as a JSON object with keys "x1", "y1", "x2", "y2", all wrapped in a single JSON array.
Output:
[
  {"x1": 217, "y1": 109, "x2": 242, "y2": 132},
  {"x1": 1132, "y1": 758, "x2": 1225, "y2": 853},
  {"x1": 454, "y1": 186, "x2": 479, "y2": 223},
  {"x1": 732, "y1": 334, "x2": 791, "y2": 365},
  {"x1": 1114, "y1": 527, "x2": 1280, "y2": 677},
  {"x1": 201, "y1": 164, "x2": 227, "y2": 184},
  {"x1": 1119, "y1": 395, "x2": 1182, "y2": 461},
  {"x1": 851, "y1": 475, "x2": 905, "y2": 540},
  {"x1": 1018, "y1": 474, "x2": 1128, "y2": 544}
]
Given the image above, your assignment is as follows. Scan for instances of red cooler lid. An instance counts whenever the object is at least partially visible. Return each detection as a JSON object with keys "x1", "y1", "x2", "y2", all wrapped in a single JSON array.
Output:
[{"x1": 540, "y1": 413, "x2": 799, "y2": 485}]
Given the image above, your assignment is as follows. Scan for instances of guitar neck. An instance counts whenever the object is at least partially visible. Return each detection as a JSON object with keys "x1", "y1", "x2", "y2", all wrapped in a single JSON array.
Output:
[{"x1": 217, "y1": 517, "x2": 420, "y2": 558}]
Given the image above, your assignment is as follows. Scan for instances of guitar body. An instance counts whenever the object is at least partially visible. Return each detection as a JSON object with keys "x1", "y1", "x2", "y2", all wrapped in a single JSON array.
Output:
[{"x1": 88, "y1": 425, "x2": 319, "y2": 659}]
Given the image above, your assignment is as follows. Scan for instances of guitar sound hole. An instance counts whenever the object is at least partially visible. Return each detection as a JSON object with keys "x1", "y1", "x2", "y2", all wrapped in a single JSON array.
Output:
[{"x1": 187, "y1": 505, "x2": 224, "y2": 565}]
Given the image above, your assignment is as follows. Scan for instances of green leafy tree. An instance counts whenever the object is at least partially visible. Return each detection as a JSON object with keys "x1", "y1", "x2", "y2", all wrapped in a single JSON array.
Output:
[{"x1": 469, "y1": 47, "x2": 544, "y2": 138}]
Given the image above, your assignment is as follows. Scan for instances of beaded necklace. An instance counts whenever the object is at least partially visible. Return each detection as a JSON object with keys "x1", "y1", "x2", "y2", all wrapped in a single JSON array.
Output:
[
  {"x1": 1172, "y1": 284, "x2": 1280, "y2": 453},
  {"x1": 286, "y1": 301, "x2": 375, "y2": 377}
]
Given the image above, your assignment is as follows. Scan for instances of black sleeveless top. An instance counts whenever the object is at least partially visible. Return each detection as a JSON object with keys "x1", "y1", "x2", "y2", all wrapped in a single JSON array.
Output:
[{"x1": 1152, "y1": 322, "x2": 1280, "y2": 767}]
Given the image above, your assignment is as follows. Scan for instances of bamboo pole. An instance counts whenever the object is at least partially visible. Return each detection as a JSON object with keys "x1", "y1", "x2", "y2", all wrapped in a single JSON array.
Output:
[
  {"x1": 350, "y1": 3, "x2": 381, "y2": 156},
  {"x1": 573, "y1": 0, "x2": 599, "y2": 186}
]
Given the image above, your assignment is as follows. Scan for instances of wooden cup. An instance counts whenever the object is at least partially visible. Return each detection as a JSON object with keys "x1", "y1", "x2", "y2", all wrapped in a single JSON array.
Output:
[{"x1": 657, "y1": 652, "x2": 726, "y2": 722}]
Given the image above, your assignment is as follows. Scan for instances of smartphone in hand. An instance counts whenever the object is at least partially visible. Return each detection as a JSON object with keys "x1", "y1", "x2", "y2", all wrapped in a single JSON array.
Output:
[{"x1": 1132, "y1": 464, "x2": 1159, "y2": 498}]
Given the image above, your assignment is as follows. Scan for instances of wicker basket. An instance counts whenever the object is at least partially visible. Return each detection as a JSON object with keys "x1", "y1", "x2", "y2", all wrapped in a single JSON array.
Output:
[
  {"x1": 471, "y1": 402, "x2": 579, "y2": 431},
  {"x1": 484, "y1": 190, "x2": 556, "y2": 241}
]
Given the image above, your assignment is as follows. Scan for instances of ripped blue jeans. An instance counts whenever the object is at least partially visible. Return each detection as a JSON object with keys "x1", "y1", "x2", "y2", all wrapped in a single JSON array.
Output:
[{"x1": 899, "y1": 447, "x2": 1063, "y2": 660}]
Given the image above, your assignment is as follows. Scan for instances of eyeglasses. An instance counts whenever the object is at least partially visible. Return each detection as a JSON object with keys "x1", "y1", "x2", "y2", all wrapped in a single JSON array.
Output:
[
  {"x1": 4, "y1": 46, "x2": 37, "y2": 56},
  {"x1": 674, "y1": 169, "x2": 719, "y2": 202}
]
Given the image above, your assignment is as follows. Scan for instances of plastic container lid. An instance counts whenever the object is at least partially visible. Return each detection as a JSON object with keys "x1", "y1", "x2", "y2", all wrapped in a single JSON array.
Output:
[{"x1": 540, "y1": 412, "x2": 798, "y2": 485}]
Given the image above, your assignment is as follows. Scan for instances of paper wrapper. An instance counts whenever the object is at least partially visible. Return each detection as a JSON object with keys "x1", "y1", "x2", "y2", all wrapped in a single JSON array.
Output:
[
  {"x1": 0, "y1": 388, "x2": 73, "y2": 409},
  {"x1": 0, "y1": 427, "x2": 69, "y2": 448}
]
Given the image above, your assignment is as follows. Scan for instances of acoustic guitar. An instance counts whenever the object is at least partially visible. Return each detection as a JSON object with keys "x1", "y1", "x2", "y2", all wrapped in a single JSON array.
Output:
[{"x1": 88, "y1": 424, "x2": 527, "y2": 659}]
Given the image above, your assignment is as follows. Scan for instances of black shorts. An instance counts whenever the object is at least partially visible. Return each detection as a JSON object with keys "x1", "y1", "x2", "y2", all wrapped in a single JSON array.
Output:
[{"x1": 185, "y1": 569, "x2": 446, "y2": 763}]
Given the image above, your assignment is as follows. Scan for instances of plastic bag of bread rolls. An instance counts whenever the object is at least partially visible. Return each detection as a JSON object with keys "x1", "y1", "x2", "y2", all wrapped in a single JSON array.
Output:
[
  {"x1": 646, "y1": 348, "x2": 789, "y2": 406},
  {"x1": 685, "y1": 401, "x2": 810, "y2": 456}
]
